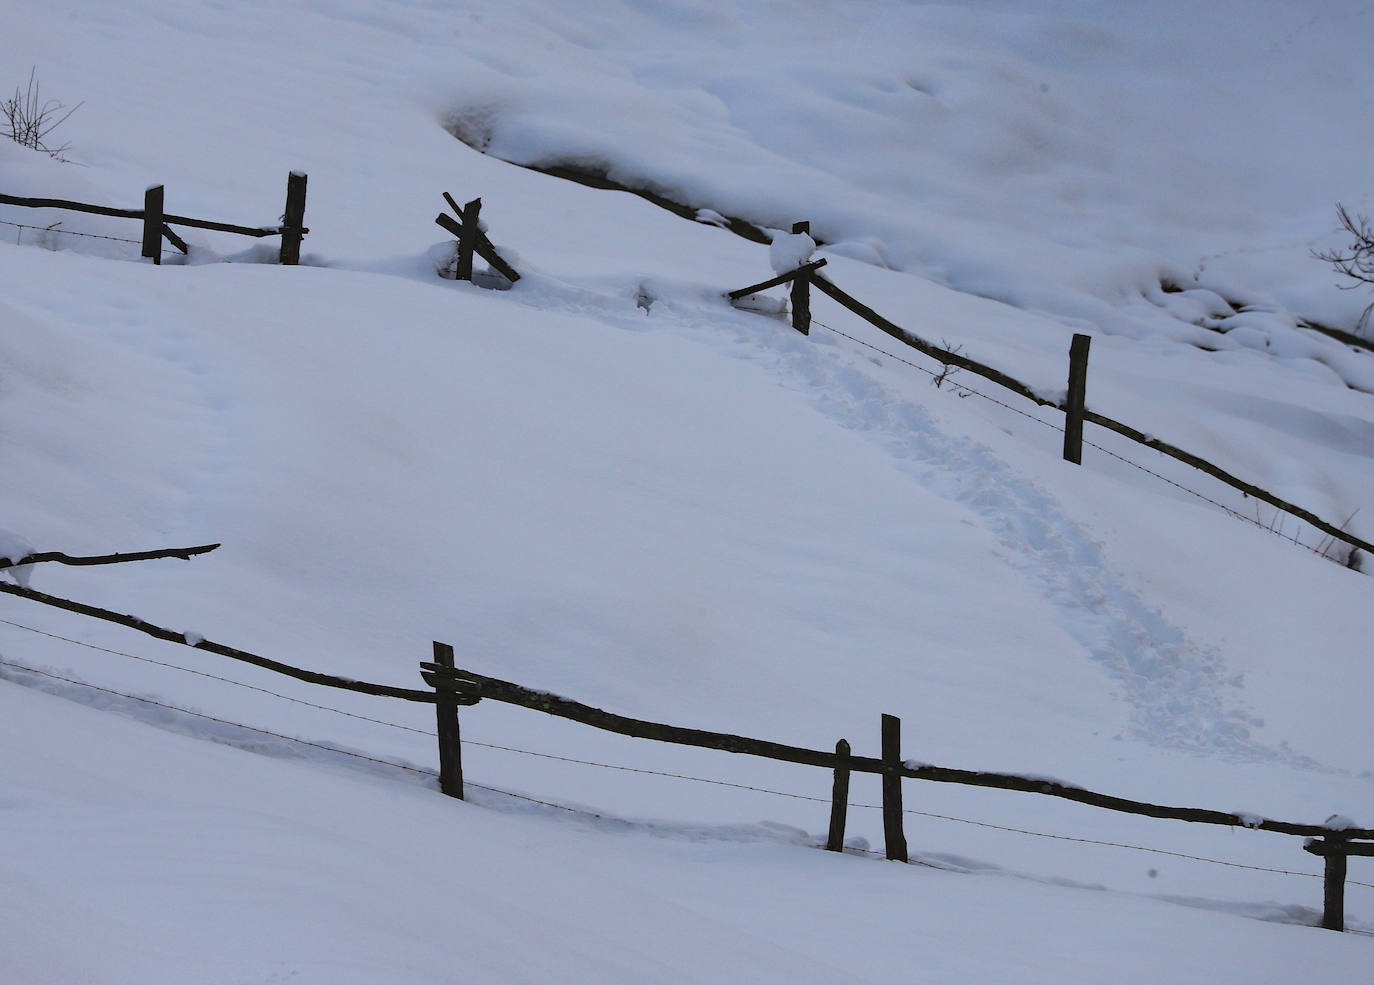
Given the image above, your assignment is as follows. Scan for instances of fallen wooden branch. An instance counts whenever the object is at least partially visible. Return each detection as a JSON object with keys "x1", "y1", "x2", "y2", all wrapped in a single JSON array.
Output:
[{"x1": 0, "y1": 542, "x2": 219, "y2": 570}]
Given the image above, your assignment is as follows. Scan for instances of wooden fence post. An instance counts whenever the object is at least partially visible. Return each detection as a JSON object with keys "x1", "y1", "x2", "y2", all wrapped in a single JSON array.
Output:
[
  {"x1": 881, "y1": 714, "x2": 908, "y2": 862},
  {"x1": 279, "y1": 171, "x2": 308, "y2": 265},
  {"x1": 789, "y1": 220, "x2": 812, "y2": 336},
  {"x1": 142, "y1": 185, "x2": 164, "y2": 265},
  {"x1": 456, "y1": 197, "x2": 481, "y2": 281},
  {"x1": 1323, "y1": 848, "x2": 1348, "y2": 931},
  {"x1": 431, "y1": 640, "x2": 465, "y2": 799},
  {"x1": 1063, "y1": 333, "x2": 1091, "y2": 464},
  {"x1": 827, "y1": 738, "x2": 851, "y2": 852}
]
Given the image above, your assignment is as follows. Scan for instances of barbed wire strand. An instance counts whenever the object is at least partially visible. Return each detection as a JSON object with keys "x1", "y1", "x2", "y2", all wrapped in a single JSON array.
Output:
[
  {"x1": 811, "y1": 318, "x2": 1331, "y2": 558},
  {"x1": 1, "y1": 216, "x2": 181, "y2": 255},
  {"x1": 5, "y1": 619, "x2": 1370, "y2": 892}
]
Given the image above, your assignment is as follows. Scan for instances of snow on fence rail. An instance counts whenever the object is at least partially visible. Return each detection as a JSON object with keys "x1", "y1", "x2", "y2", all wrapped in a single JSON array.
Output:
[
  {"x1": 728, "y1": 228, "x2": 1374, "y2": 566},
  {"x1": 0, "y1": 546, "x2": 1368, "y2": 931},
  {"x1": 0, "y1": 171, "x2": 308, "y2": 264}
]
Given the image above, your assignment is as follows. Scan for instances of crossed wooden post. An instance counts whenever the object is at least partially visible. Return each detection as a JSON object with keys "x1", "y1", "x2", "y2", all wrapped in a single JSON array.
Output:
[{"x1": 434, "y1": 193, "x2": 521, "y2": 286}]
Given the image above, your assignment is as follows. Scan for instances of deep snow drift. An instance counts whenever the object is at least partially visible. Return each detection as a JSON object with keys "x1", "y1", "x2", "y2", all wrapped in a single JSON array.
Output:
[{"x1": 3, "y1": 1, "x2": 1373, "y2": 982}]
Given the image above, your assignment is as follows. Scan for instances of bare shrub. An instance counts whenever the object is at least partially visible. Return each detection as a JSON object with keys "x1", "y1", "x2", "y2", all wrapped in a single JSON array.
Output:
[
  {"x1": 1313, "y1": 204, "x2": 1374, "y2": 334},
  {"x1": 3, "y1": 68, "x2": 82, "y2": 161}
]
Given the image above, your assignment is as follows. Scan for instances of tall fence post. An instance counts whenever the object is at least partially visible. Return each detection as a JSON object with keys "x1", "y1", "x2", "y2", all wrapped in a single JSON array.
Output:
[
  {"x1": 789, "y1": 220, "x2": 812, "y2": 336},
  {"x1": 1063, "y1": 333, "x2": 1091, "y2": 464},
  {"x1": 827, "y1": 738, "x2": 851, "y2": 853},
  {"x1": 430, "y1": 640, "x2": 465, "y2": 799},
  {"x1": 279, "y1": 171, "x2": 308, "y2": 265},
  {"x1": 142, "y1": 185, "x2": 164, "y2": 265},
  {"x1": 1304, "y1": 836, "x2": 1350, "y2": 931},
  {"x1": 881, "y1": 714, "x2": 908, "y2": 862}
]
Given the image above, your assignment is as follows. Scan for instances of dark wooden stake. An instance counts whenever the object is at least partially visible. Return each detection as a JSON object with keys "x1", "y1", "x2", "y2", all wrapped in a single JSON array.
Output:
[
  {"x1": 456, "y1": 197, "x2": 481, "y2": 281},
  {"x1": 1063, "y1": 333, "x2": 1092, "y2": 465},
  {"x1": 279, "y1": 171, "x2": 307, "y2": 265},
  {"x1": 431, "y1": 641, "x2": 465, "y2": 799},
  {"x1": 142, "y1": 185, "x2": 164, "y2": 264},
  {"x1": 789, "y1": 221, "x2": 812, "y2": 336},
  {"x1": 827, "y1": 738, "x2": 851, "y2": 853},
  {"x1": 1324, "y1": 850, "x2": 1348, "y2": 932},
  {"x1": 881, "y1": 714, "x2": 908, "y2": 862}
]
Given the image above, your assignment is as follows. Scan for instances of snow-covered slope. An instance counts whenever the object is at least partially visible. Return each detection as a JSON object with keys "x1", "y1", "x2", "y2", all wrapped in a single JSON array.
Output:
[{"x1": 3, "y1": 1, "x2": 1373, "y2": 981}]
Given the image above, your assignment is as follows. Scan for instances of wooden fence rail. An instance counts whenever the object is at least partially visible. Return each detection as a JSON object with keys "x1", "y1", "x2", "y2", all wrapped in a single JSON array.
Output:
[
  {"x1": 0, "y1": 171, "x2": 308, "y2": 265},
  {"x1": 730, "y1": 252, "x2": 1374, "y2": 561},
  {"x1": 0, "y1": 564, "x2": 1367, "y2": 930}
]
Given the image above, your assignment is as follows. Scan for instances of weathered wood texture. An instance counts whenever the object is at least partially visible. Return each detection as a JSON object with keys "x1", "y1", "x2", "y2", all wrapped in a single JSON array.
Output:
[
  {"x1": 727, "y1": 258, "x2": 827, "y2": 301},
  {"x1": 418, "y1": 663, "x2": 1374, "y2": 840},
  {"x1": 142, "y1": 185, "x2": 164, "y2": 264},
  {"x1": 827, "y1": 738, "x2": 851, "y2": 853},
  {"x1": 431, "y1": 641, "x2": 466, "y2": 799},
  {"x1": 1063, "y1": 334, "x2": 1091, "y2": 464},
  {"x1": 0, "y1": 543, "x2": 219, "y2": 570},
  {"x1": 433, "y1": 211, "x2": 521, "y2": 284},
  {"x1": 1303, "y1": 838, "x2": 1374, "y2": 932},
  {"x1": 0, "y1": 581, "x2": 436, "y2": 703},
  {"x1": 279, "y1": 171, "x2": 308, "y2": 265},
  {"x1": 805, "y1": 273, "x2": 1373, "y2": 558},
  {"x1": 881, "y1": 714, "x2": 908, "y2": 862},
  {"x1": 0, "y1": 192, "x2": 281, "y2": 237},
  {"x1": 1080, "y1": 408, "x2": 1374, "y2": 556},
  {"x1": 161, "y1": 224, "x2": 189, "y2": 255},
  {"x1": 456, "y1": 197, "x2": 480, "y2": 281}
]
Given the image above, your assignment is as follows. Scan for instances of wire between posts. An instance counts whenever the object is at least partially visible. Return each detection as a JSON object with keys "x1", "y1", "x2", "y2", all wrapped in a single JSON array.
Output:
[
  {"x1": 810, "y1": 319, "x2": 1334, "y2": 558},
  {"x1": 3, "y1": 619, "x2": 1369, "y2": 890}
]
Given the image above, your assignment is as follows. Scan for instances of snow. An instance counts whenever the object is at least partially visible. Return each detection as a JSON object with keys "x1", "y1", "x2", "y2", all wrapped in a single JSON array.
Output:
[
  {"x1": 3, "y1": 0, "x2": 1374, "y2": 981},
  {"x1": 768, "y1": 230, "x2": 816, "y2": 276}
]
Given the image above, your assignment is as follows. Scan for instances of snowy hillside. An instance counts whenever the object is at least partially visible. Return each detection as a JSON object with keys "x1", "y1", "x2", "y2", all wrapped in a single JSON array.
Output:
[{"x1": 3, "y1": 1, "x2": 1374, "y2": 982}]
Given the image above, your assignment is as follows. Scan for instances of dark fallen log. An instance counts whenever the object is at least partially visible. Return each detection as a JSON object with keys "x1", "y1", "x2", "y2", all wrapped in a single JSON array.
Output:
[
  {"x1": 728, "y1": 258, "x2": 827, "y2": 301},
  {"x1": 0, "y1": 543, "x2": 219, "y2": 570},
  {"x1": 0, "y1": 581, "x2": 435, "y2": 703}
]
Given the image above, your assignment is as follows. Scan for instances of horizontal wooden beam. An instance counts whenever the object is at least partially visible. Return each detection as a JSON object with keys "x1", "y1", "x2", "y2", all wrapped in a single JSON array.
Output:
[
  {"x1": 421, "y1": 663, "x2": 1374, "y2": 840},
  {"x1": 0, "y1": 192, "x2": 282, "y2": 238},
  {"x1": 0, "y1": 543, "x2": 219, "y2": 571},
  {"x1": 1304, "y1": 839, "x2": 1374, "y2": 857},
  {"x1": 1080, "y1": 410, "x2": 1374, "y2": 557},
  {"x1": 810, "y1": 274, "x2": 1058, "y2": 408},
  {"x1": 0, "y1": 581, "x2": 436, "y2": 703},
  {"x1": 728, "y1": 258, "x2": 827, "y2": 300}
]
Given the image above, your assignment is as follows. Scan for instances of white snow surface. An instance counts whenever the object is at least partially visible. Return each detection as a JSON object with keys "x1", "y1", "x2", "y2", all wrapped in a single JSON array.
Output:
[{"x1": 3, "y1": 1, "x2": 1374, "y2": 982}]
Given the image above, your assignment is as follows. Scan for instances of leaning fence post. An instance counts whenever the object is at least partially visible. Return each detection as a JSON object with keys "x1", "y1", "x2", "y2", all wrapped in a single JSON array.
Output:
[
  {"x1": 1063, "y1": 333, "x2": 1091, "y2": 464},
  {"x1": 881, "y1": 714, "x2": 908, "y2": 862},
  {"x1": 279, "y1": 171, "x2": 308, "y2": 265},
  {"x1": 789, "y1": 220, "x2": 812, "y2": 336},
  {"x1": 827, "y1": 738, "x2": 851, "y2": 852},
  {"x1": 430, "y1": 640, "x2": 465, "y2": 799},
  {"x1": 142, "y1": 185, "x2": 164, "y2": 265}
]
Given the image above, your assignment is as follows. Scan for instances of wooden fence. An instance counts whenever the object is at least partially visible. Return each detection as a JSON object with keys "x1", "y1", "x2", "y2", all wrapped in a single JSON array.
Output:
[
  {"x1": 729, "y1": 229, "x2": 1374, "y2": 563},
  {"x1": 0, "y1": 547, "x2": 1368, "y2": 932},
  {"x1": 0, "y1": 171, "x2": 308, "y2": 265}
]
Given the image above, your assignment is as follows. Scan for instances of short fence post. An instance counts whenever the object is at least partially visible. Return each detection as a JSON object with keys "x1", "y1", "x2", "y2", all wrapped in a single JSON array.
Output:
[
  {"x1": 430, "y1": 640, "x2": 465, "y2": 799},
  {"x1": 279, "y1": 171, "x2": 308, "y2": 265},
  {"x1": 881, "y1": 714, "x2": 908, "y2": 862},
  {"x1": 142, "y1": 185, "x2": 164, "y2": 265},
  {"x1": 1323, "y1": 849, "x2": 1348, "y2": 931},
  {"x1": 1063, "y1": 333, "x2": 1091, "y2": 464},
  {"x1": 789, "y1": 220, "x2": 812, "y2": 336},
  {"x1": 456, "y1": 198, "x2": 481, "y2": 281},
  {"x1": 827, "y1": 738, "x2": 851, "y2": 852}
]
